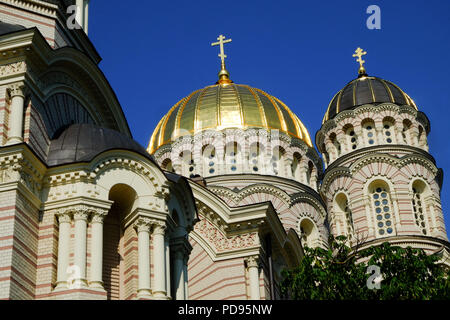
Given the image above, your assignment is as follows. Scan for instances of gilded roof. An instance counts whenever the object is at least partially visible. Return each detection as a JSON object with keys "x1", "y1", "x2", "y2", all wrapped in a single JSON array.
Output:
[
  {"x1": 323, "y1": 76, "x2": 418, "y2": 124},
  {"x1": 148, "y1": 83, "x2": 312, "y2": 153}
]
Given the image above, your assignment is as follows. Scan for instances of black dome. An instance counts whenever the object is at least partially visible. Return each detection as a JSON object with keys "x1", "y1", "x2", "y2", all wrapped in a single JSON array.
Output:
[
  {"x1": 323, "y1": 76, "x2": 417, "y2": 123},
  {"x1": 0, "y1": 21, "x2": 25, "y2": 35},
  {"x1": 47, "y1": 124, "x2": 153, "y2": 166}
]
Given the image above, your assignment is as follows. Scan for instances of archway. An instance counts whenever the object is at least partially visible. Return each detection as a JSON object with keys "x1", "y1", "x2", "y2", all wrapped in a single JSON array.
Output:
[{"x1": 103, "y1": 184, "x2": 137, "y2": 300}]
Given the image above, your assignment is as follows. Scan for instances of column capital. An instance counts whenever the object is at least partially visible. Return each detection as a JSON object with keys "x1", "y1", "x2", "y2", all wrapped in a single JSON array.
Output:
[
  {"x1": 90, "y1": 210, "x2": 107, "y2": 224},
  {"x1": 56, "y1": 212, "x2": 72, "y2": 224},
  {"x1": 245, "y1": 255, "x2": 259, "y2": 269},
  {"x1": 133, "y1": 217, "x2": 152, "y2": 233},
  {"x1": 8, "y1": 82, "x2": 26, "y2": 98},
  {"x1": 152, "y1": 221, "x2": 167, "y2": 236}
]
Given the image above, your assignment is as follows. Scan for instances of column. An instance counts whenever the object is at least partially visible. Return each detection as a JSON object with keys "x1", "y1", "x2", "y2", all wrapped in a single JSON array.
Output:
[
  {"x1": 246, "y1": 256, "x2": 260, "y2": 300},
  {"x1": 55, "y1": 212, "x2": 71, "y2": 289},
  {"x1": 89, "y1": 211, "x2": 106, "y2": 289},
  {"x1": 173, "y1": 251, "x2": 185, "y2": 300},
  {"x1": 152, "y1": 222, "x2": 167, "y2": 298},
  {"x1": 134, "y1": 218, "x2": 152, "y2": 298},
  {"x1": 7, "y1": 83, "x2": 25, "y2": 145},
  {"x1": 73, "y1": 210, "x2": 89, "y2": 287},
  {"x1": 165, "y1": 237, "x2": 171, "y2": 299},
  {"x1": 183, "y1": 256, "x2": 189, "y2": 299}
]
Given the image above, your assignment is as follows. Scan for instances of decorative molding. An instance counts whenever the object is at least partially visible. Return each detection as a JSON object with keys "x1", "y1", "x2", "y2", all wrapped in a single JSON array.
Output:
[
  {"x1": 1, "y1": 62, "x2": 27, "y2": 79},
  {"x1": 244, "y1": 255, "x2": 259, "y2": 268}
]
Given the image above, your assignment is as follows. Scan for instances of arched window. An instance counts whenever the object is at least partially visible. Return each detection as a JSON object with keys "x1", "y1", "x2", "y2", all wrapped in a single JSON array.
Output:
[
  {"x1": 382, "y1": 118, "x2": 395, "y2": 144},
  {"x1": 202, "y1": 144, "x2": 216, "y2": 176},
  {"x1": 370, "y1": 182, "x2": 395, "y2": 237},
  {"x1": 345, "y1": 125, "x2": 358, "y2": 151},
  {"x1": 412, "y1": 180, "x2": 428, "y2": 235},
  {"x1": 335, "y1": 193, "x2": 354, "y2": 239},
  {"x1": 299, "y1": 218, "x2": 319, "y2": 248},
  {"x1": 362, "y1": 120, "x2": 376, "y2": 146},
  {"x1": 249, "y1": 143, "x2": 263, "y2": 174}
]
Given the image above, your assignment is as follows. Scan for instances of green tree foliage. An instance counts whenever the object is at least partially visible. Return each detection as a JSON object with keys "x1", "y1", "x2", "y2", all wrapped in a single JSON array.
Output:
[{"x1": 281, "y1": 235, "x2": 450, "y2": 300}]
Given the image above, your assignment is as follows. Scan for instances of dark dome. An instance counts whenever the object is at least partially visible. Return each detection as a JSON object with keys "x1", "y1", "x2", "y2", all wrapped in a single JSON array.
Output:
[
  {"x1": 0, "y1": 21, "x2": 25, "y2": 35},
  {"x1": 323, "y1": 76, "x2": 417, "y2": 123},
  {"x1": 47, "y1": 124, "x2": 153, "y2": 166}
]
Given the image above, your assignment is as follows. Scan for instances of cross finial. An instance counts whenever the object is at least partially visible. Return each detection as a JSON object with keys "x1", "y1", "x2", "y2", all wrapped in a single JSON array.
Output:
[
  {"x1": 211, "y1": 34, "x2": 232, "y2": 84},
  {"x1": 353, "y1": 47, "x2": 368, "y2": 77}
]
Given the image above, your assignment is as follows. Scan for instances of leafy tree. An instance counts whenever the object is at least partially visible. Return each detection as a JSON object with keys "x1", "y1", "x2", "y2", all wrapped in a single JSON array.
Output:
[{"x1": 281, "y1": 235, "x2": 450, "y2": 300}]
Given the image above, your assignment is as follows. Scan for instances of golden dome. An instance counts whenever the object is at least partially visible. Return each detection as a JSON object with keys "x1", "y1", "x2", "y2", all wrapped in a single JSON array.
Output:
[{"x1": 148, "y1": 83, "x2": 312, "y2": 153}]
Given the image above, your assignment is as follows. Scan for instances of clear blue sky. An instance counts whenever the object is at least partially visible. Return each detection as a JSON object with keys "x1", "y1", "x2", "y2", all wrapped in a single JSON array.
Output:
[{"x1": 89, "y1": 0, "x2": 450, "y2": 234}]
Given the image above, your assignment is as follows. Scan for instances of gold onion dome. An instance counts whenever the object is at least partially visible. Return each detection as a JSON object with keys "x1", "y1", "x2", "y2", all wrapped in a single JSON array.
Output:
[
  {"x1": 148, "y1": 83, "x2": 313, "y2": 153},
  {"x1": 323, "y1": 47, "x2": 418, "y2": 124}
]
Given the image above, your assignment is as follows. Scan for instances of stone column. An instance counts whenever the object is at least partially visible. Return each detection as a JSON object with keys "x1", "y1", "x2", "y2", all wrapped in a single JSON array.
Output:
[
  {"x1": 173, "y1": 251, "x2": 185, "y2": 300},
  {"x1": 134, "y1": 218, "x2": 152, "y2": 298},
  {"x1": 165, "y1": 237, "x2": 171, "y2": 299},
  {"x1": 55, "y1": 212, "x2": 72, "y2": 289},
  {"x1": 183, "y1": 256, "x2": 189, "y2": 299},
  {"x1": 7, "y1": 83, "x2": 25, "y2": 145},
  {"x1": 73, "y1": 210, "x2": 89, "y2": 287},
  {"x1": 246, "y1": 256, "x2": 260, "y2": 300},
  {"x1": 152, "y1": 222, "x2": 167, "y2": 298},
  {"x1": 89, "y1": 210, "x2": 106, "y2": 288}
]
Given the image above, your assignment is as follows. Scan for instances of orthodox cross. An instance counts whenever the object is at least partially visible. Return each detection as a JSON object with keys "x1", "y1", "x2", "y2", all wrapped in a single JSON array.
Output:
[
  {"x1": 353, "y1": 47, "x2": 367, "y2": 75},
  {"x1": 211, "y1": 35, "x2": 232, "y2": 68}
]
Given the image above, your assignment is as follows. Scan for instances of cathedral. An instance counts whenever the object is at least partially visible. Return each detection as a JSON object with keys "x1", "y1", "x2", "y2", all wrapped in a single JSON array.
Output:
[{"x1": 0, "y1": 0, "x2": 448, "y2": 300}]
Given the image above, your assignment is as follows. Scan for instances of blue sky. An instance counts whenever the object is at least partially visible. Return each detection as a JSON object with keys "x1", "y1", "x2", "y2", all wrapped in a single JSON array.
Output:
[{"x1": 89, "y1": 0, "x2": 450, "y2": 233}]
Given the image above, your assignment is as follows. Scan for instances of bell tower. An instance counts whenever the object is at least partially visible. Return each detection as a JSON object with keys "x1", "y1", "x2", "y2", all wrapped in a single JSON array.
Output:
[{"x1": 317, "y1": 48, "x2": 448, "y2": 255}]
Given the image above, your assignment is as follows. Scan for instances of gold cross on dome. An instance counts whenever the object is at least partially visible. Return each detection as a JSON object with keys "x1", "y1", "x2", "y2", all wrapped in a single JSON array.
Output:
[
  {"x1": 211, "y1": 34, "x2": 232, "y2": 68},
  {"x1": 353, "y1": 47, "x2": 367, "y2": 68}
]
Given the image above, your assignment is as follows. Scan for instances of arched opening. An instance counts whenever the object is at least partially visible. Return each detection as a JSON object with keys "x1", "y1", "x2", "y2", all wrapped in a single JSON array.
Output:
[
  {"x1": 362, "y1": 119, "x2": 376, "y2": 146},
  {"x1": 334, "y1": 193, "x2": 354, "y2": 239},
  {"x1": 382, "y1": 117, "x2": 396, "y2": 144},
  {"x1": 202, "y1": 144, "x2": 216, "y2": 176},
  {"x1": 412, "y1": 180, "x2": 429, "y2": 235},
  {"x1": 299, "y1": 218, "x2": 319, "y2": 248},
  {"x1": 103, "y1": 184, "x2": 137, "y2": 300},
  {"x1": 249, "y1": 142, "x2": 264, "y2": 174},
  {"x1": 402, "y1": 119, "x2": 412, "y2": 144},
  {"x1": 180, "y1": 150, "x2": 195, "y2": 178},
  {"x1": 292, "y1": 152, "x2": 302, "y2": 180},
  {"x1": 344, "y1": 124, "x2": 358, "y2": 151},
  {"x1": 368, "y1": 180, "x2": 395, "y2": 238},
  {"x1": 225, "y1": 142, "x2": 241, "y2": 174},
  {"x1": 161, "y1": 158, "x2": 174, "y2": 173},
  {"x1": 270, "y1": 146, "x2": 286, "y2": 176},
  {"x1": 329, "y1": 133, "x2": 341, "y2": 159},
  {"x1": 307, "y1": 161, "x2": 314, "y2": 186}
]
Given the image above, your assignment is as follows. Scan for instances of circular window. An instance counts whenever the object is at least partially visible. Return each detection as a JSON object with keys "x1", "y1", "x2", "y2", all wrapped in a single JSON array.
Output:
[
  {"x1": 367, "y1": 126, "x2": 372, "y2": 130},
  {"x1": 373, "y1": 194, "x2": 379, "y2": 200},
  {"x1": 386, "y1": 131, "x2": 391, "y2": 136},
  {"x1": 387, "y1": 228, "x2": 393, "y2": 234},
  {"x1": 231, "y1": 166, "x2": 237, "y2": 171},
  {"x1": 379, "y1": 229, "x2": 385, "y2": 235},
  {"x1": 368, "y1": 132, "x2": 374, "y2": 138},
  {"x1": 209, "y1": 161, "x2": 214, "y2": 167},
  {"x1": 387, "y1": 138, "x2": 392, "y2": 143},
  {"x1": 377, "y1": 215, "x2": 383, "y2": 220},
  {"x1": 350, "y1": 131, "x2": 355, "y2": 136},
  {"x1": 253, "y1": 166, "x2": 258, "y2": 172},
  {"x1": 376, "y1": 208, "x2": 382, "y2": 214},
  {"x1": 369, "y1": 139, "x2": 374, "y2": 145},
  {"x1": 352, "y1": 145, "x2": 357, "y2": 150},
  {"x1": 384, "y1": 125, "x2": 390, "y2": 129},
  {"x1": 209, "y1": 168, "x2": 215, "y2": 174},
  {"x1": 378, "y1": 222, "x2": 384, "y2": 228},
  {"x1": 189, "y1": 166, "x2": 194, "y2": 172}
]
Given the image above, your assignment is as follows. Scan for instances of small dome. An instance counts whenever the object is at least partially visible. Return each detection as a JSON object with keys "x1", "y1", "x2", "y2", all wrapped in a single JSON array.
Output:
[
  {"x1": 47, "y1": 124, "x2": 152, "y2": 166},
  {"x1": 148, "y1": 83, "x2": 312, "y2": 153},
  {"x1": 323, "y1": 76, "x2": 418, "y2": 124}
]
